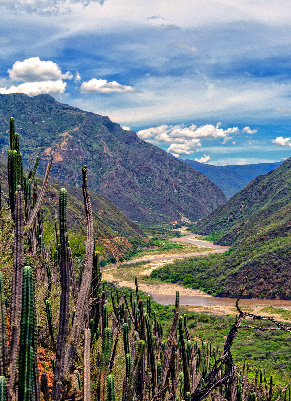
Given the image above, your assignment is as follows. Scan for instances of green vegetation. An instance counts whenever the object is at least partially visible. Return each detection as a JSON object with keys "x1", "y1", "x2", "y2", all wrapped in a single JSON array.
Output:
[
  {"x1": 179, "y1": 158, "x2": 291, "y2": 298},
  {"x1": 151, "y1": 236, "x2": 291, "y2": 298},
  {"x1": 2, "y1": 116, "x2": 291, "y2": 400}
]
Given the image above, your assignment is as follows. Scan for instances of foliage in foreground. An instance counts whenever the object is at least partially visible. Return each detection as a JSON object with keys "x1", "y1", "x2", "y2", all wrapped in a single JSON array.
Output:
[{"x1": 2, "y1": 118, "x2": 291, "y2": 400}]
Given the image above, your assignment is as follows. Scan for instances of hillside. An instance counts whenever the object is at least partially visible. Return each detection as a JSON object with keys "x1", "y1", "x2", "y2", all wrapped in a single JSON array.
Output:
[
  {"x1": 153, "y1": 159, "x2": 291, "y2": 299},
  {"x1": 183, "y1": 159, "x2": 282, "y2": 198},
  {"x1": 0, "y1": 161, "x2": 144, "y2": 261},
  {"x1": 0, "y1": 93, "x2": 226, "y2": 223}
]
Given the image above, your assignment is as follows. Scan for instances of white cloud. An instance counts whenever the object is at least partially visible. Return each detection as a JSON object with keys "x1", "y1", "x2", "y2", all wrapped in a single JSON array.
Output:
[
  {"x1": 80, "y1": 78, "x2": 135, "y2": 93},
  {"x1": 0, "y1": 80, "x2": 66, "y2": 96},
  {"x1": 167, "y1": 142, "x2": 199, "y2": 155},
  {"x1": 136, "y1": 123, "x2": 258, "y2": 156},
  {"x1": 195, "y1": 154, "x2": 211, "y2": 163},
  {"x1": 272, "y1": 136, "x2": 291, "y2": 147},
  {"x1": 74, "y1": 71, "x2": 81, "y2": 82},
  {"x1": 137, "y1": 123, "x2": 243, "y2": 155},
  {"x1": 122, "y1": 126, "x2": 131, "y2": 131},
  {"x1": 243, "y1": 126, "x2": 258, "y2": 135},
  {"x1": 9, "y1": 57, "x2": 72, "y2": 82}
]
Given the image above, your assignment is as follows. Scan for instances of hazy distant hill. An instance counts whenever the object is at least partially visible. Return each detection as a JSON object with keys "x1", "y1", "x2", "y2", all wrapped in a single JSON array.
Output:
[
  {"x1": 0, "y1": 93, "x2": 226, "y2": 223},
  {"x1": 183, "y1": 159, "x2": 282, "y2": 198},
  {"x1": 154, "y1": 159, "x2": 291, "y2": 299}
]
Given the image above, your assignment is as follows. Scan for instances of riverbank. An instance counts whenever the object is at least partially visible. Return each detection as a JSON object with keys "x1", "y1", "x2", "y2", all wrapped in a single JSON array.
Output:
[{"x1": 102, "y1": 234, "x2": 291, "y2": 320}]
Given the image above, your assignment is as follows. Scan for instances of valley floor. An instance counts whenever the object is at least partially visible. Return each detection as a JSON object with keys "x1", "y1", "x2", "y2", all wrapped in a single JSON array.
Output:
[{"x1": 102, "y1": 234, "x2": 291, "y2": 320}]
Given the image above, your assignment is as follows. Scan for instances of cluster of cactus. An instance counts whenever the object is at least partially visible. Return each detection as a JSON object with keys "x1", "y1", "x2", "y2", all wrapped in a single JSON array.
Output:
[{"x1": 1, "y1": 117, "x2": 291, "y2": 401}]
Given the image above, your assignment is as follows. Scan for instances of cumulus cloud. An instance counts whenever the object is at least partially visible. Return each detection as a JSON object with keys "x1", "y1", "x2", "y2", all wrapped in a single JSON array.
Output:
[
  {"x1": 137, "y1": 123, "x2": 241, "y2": 155},
  {"x1": 195, "y1": 154, "x2": 211, "y2": 163},
  {"x1": 80, "y1": 78, "x2": 135, "y2": 93},
  {"x1": 0, "y1": 80, "x2": 66, "y2": 96},
  {"x1": 9, "y1": 57, "x2": 72, "y2": 82},
  {"x1": 272, "y1": 136, "x2": 291, "y2": 147},
  {"x1": 137, "y1": 123, "x2": 258, "y2": 156},
  {"x1": 243, "y1": 126, "x2": 258, "y2": 135},
  {"x1": 122, "y1": 126, "x2": 131, "y2": 131}
]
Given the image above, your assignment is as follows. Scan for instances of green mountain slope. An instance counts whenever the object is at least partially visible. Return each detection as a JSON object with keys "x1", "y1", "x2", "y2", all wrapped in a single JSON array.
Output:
[
  {"x1": 183, "y1": 159, "x2": 282, "y2": 198},
  {"x1": 194, "y1": 157, "x2": 291, "y2": 246},
  {"x1": 0, "y1": 161, "x2": 143, "y2": 260},
  {"x1": 153, "y1": 159, "x2": 291, "y2": 299},
  {"x1": 0, "y1": 93, "x2": 226, "y2": 222}
]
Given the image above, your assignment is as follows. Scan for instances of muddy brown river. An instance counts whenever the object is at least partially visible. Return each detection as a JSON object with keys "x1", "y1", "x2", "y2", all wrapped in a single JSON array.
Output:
[{"x1": 103, "y1": 234, "x2": 291, "y2": 310}]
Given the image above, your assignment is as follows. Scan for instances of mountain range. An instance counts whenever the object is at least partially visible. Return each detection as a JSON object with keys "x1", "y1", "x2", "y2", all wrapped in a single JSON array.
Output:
[
  {"x1": 153, "y1": 158, "x2": 291, "y2": 299},
  {"x1": 0, "y1": 93, "x2": 226, "y2": 223},
  {"x1": 183, "y1": 159, "x2": 282, "y2": 199}
]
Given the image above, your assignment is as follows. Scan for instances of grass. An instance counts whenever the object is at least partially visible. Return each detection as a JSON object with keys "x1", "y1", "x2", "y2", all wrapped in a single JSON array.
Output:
[{"x1": 261, "y1": 306, "x2": 291, "y2": 321}]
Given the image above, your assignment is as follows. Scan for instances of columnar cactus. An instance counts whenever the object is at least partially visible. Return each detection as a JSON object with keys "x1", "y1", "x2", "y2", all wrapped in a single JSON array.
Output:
[
  {"x1": 45, "y1": 300, "x2": 55, "y2": 348},
  {"x1": 8, "y1": 188, "x2": 24, "y2": 398},
  {"x1": 107, "y1": 375, "x2": 115, "y2": 401},
  {"x1": 53, "y1": 188, "x2": 70, "y2": 399},
  {"x1": 0, "y1": 273, "x2": 7, "y2": 377},
  {"x1": 83, "y1": 328, "x2": 92, "y2": 401},
  {"x1": 18, "y1": 266, "x2": 39, "y2": 401},
  {"x1": 0, "y1": 376, "x2": 6, "y2": 401}
]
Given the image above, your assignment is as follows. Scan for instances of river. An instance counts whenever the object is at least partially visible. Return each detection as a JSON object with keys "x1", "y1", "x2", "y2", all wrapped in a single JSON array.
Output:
[{"x1": 102, "y1": 234, "x2": 291, "y2": 311}]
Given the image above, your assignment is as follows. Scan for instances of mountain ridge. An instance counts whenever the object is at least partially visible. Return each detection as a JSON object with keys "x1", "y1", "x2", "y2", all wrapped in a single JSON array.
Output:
[
  {"x1": 183, "y1": 159, "x2": 283, "y2": 198},
  {"x1": 0, "y1": 93, "x2": 226, "y2": 223},
  {"x1": 153, "y1": 159, "x2": 291, "y2": 299}
]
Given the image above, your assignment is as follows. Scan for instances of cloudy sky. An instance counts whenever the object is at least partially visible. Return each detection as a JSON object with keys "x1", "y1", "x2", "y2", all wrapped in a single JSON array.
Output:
[{"x1": 1, "y1": 0, "x2": 291, "y2": 165}]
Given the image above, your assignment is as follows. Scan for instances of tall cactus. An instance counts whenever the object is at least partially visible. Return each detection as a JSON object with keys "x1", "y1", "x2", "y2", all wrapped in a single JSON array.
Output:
[
  {"x1": 18, "y1": 266, "x2": 39, "y2": 401},
  {"x1": 53, "y1": 188, "x2": 70, "y2": 399},
  {"x1": 0, "y1": 273, "x2": 7, "y2": 377},
  {"x1": 0, "y1": 376, "x2": 6, "y2": 401},
  {"x1": 107, "y1": 375, "x2": 115, "y2": 401},
  {"x1": 63, "y1": 166, "x2": 94, "y2": 375},
  {"x1": 8, "y1": 188, "x2": 24, "y2": 399},
  {"x1": 83, "y1": 328, "x2": 92, "y2": 401}
]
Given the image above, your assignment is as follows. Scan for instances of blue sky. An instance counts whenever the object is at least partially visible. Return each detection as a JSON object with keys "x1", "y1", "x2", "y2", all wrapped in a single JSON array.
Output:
[{"x1": 0, "y1": 0, "x2": 291, "y2": 165}]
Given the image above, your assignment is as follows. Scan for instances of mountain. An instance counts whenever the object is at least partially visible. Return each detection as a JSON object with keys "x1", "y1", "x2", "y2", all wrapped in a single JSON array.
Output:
[
  {"x1": 183, "y1": 159, "x2": 282, "y2": 198},
  {"x1": 0, "y1": 161, "x2": 144, "y2": 261},
  {"x1": 153, "y1": 159, "x2": 291, "y2": 299},
  {"x1": 0, "y1": 93, "x2": 226, "y2": 223}
]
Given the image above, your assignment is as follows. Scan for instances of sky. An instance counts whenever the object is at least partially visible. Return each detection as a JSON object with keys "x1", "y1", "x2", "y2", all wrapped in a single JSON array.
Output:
[{"x1": 0, "y1": 0, "x2": 291, "y2": 165}]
